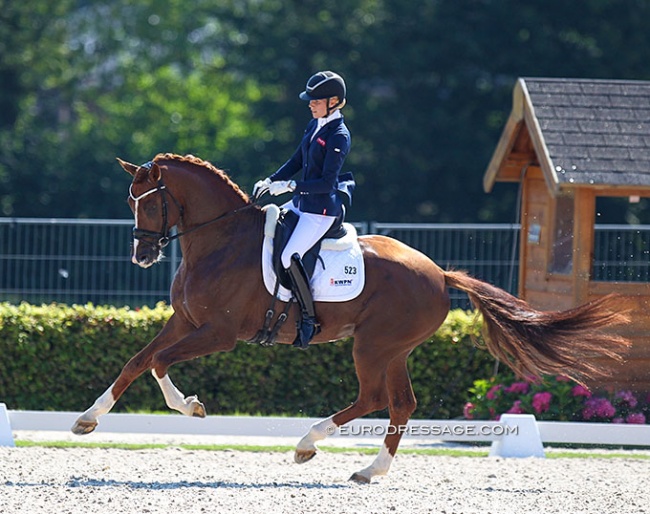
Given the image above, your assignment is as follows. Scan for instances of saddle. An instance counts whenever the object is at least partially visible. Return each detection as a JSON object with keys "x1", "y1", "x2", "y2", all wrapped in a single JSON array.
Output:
[
  {"x1": 249, "y1": 205, "x2": 361, "y2": 347},
  {"x1": 272, "y1": 207, "x2": 347, "y2": 289}
]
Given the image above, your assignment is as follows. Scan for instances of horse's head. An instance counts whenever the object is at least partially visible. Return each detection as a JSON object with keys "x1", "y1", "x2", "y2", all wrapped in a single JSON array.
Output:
[{"x1": 118, "y1": 157, "x2": 183, "y2": 268}]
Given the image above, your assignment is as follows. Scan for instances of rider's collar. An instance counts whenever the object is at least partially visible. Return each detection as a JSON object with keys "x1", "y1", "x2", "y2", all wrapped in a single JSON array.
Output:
[{"x1": 313, "y1": 110, "x2": 342, "y2": 137}]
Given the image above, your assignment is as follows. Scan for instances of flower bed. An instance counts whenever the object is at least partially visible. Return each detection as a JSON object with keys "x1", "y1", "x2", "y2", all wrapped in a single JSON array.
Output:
[{"x1": 464, "y1": 375, "x2": 650, "y2": 424}]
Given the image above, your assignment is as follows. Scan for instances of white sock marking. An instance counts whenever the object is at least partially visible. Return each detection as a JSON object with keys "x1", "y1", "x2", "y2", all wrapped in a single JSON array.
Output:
[
  {"x1": 81, "y1": 382, "x2": 117, "y2": 423},
  {"x1": 297, "y1": 416, "x2": 338, "y2": 452},
  {"x1": 152, "y1": 369, "x2": 195, "y2": 416},
  {"x1": 357, "y1": 443, "x2": 394, "y2": 480}
]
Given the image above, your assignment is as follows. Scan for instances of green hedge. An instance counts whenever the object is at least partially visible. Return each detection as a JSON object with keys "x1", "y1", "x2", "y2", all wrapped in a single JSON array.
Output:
[{"x1": 0, "y1": 303, "x2": 508, "y2": 419}]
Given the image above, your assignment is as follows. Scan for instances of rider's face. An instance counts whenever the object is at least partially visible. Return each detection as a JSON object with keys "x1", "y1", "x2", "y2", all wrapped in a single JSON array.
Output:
[{"x1": 309, "y1": 98, "x2": 337, "y2": 118}]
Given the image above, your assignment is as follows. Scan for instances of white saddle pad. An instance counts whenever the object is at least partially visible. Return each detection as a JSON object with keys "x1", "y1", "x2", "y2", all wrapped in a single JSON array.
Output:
[{"x1": 261, "y1": 204, "x2": 365, "y2": 302}]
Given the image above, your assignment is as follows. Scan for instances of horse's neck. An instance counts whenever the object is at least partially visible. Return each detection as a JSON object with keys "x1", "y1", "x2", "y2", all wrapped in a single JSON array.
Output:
[
  {"x1": 178, "y1": 179, "x2": 243, "y2": 229},
  {"x1": 167, "y1": 164, "x2": 262, "y2": 260},
  {"x1": 177, "y1": 204, "x2": 263, "y2": 262}
]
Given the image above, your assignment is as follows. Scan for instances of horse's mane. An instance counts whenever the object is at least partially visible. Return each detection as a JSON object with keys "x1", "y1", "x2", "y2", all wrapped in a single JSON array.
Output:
[{"x1": 152, "y1": 153, "x2": 250, "y2": 202}]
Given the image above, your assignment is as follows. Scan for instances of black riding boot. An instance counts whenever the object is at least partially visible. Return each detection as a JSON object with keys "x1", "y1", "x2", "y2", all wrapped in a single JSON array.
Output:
[{"x1": 287, "y1": 253, "x2": 320, "y2": 349}]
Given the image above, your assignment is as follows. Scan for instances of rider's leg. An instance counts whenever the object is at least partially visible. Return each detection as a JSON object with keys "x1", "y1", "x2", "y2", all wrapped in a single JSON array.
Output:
[
  {"x1": 279, "y1": 206, "x2": 335, "y2": 269},
  {"x1": 280, "y1": 210, "x2": 335, "y2": 348},
  {"x1": 286, "y1": 253, "x2": 318, "y2": 348}
]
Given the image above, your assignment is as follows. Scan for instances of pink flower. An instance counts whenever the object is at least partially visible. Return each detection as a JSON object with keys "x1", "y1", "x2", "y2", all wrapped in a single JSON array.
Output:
[
  {"x1": 504, "y1": 382, "x2": 530, "y2": 395},
  {"x1": 506, "y1": 400, "x2": 526, "y2": 414},
  {"x1": 626, "y1": 413, "x2": 646, "y2": 424},
  {"x1": 463, "y1": 402, "x2": 475, "y2": 420},
  {"x1": 571, "y1": 385, "x2": 592, "y2": 398},
  {"x1": 597, "y1": 399, "x2": 616, "y2": 418},
  {"x1": 583, "y1": 397, "x2": 616, "y2": 420},
  {"x1": 532, "y1": 392, "x2": 552, "y2": 413},
  {"x1": 486, "y1": 385, "x2": 503, "y2": 400},
  {"x1": 615, "y1": 390, "x2": 638, "y2": 409},
  {"x1": 612, "y1": 417, "x2": 625, "y2": 424}
]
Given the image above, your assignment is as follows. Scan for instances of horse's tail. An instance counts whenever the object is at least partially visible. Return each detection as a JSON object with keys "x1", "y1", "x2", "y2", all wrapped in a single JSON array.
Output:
[{"x1": 443, "y1": 270, "x2": 631, "y2": 385}]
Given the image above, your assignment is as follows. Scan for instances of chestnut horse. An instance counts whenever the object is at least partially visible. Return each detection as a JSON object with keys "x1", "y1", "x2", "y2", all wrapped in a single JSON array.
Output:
[{"x1": 72, "y1": 153, "x2": 629, "y2": 483}]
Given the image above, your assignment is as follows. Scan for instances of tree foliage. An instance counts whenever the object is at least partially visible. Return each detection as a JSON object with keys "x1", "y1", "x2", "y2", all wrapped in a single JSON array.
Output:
[{"x1": 2, "y1": 0, "x2": 650, "y2": 221}]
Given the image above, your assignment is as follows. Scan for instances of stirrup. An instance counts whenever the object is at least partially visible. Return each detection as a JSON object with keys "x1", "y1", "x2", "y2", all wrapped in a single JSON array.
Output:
[{"x1": 292, "y1": 315, "x2": 320, "y2": 350}]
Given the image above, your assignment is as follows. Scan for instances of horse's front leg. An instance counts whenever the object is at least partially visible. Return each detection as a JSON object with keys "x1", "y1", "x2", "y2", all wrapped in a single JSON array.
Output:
[
  {"x1": 151, "y1": 368, "x2": 206, "y2": 418},
  {"x1": 146, "y1": 321, "x2": 238, "y2": 417},
  {"x1": 71, "y1": 313, "x2": 193, "y2": 435}
]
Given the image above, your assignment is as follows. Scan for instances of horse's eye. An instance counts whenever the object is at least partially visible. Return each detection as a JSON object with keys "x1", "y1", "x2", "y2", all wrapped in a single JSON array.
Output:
[{"x1": 144, "y1": 202, "x2": 158, "y2": 214}]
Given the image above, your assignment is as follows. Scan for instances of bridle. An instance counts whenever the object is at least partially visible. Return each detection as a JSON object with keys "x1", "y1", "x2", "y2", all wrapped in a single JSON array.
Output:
[
  {"x1": 130, "y1": 164, "x2": 255, "y2": 249},
  {"x1": 129, "y1": 179, "x2": 183, "y2": 248}
]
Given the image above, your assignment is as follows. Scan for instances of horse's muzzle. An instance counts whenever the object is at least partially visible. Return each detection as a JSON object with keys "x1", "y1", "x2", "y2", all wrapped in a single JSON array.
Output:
[{"x1": 132, "y1": 241, "x2": 162, "y2": 268}]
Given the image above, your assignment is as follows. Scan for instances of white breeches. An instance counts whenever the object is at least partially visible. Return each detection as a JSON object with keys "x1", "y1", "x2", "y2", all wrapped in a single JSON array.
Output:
[{"x1": 281, "y1": 201, "x2": 336, "y2": 269}]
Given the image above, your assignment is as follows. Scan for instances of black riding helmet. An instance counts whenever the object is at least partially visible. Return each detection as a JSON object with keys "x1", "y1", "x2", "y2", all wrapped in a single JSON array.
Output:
[{"x1": 299, "y1": 71, "x2": 346, "y2": 107}]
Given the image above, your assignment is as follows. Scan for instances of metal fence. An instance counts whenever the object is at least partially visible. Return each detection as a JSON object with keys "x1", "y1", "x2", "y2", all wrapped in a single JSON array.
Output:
[
  {"x1": 370, "y1": 223, "x2": 520, "y2": 309},
  {"x1": 1, "y1": 217, "x2": 649, "y2": 309},
  {"x1": 0, "y1": 218, "x2": 181, "y2": 307},
  {"x1": 592, "y1": 224, "x2": 650, "y2": 282}
]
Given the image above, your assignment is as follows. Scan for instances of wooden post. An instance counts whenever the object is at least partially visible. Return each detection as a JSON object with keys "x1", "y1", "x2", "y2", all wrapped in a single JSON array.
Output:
[{"x1": 572, "y1": 188, "x2": 595, "y2": 305}]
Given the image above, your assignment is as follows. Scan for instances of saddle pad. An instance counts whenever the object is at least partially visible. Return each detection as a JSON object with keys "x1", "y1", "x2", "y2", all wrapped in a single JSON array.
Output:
[{"x1": 261, "y1": 204, "x2": 365, "y2": 302}]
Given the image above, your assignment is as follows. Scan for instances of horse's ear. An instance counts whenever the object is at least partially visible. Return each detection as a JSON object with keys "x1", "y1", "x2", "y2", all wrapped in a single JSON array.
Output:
[
  {"x1": 117, "y1": 157, "x2": 138, "y2": 176},
  {"x1": 149, "y1": 162, "x2": 161, "y2": 182}
]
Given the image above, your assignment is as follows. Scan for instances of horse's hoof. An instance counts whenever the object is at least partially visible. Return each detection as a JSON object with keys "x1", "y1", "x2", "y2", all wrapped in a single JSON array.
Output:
[
  {"x1": 187, "y1": 397, "x2": 206, "y2": 418},
  {"x1": 294, "y1": 449, "x2": 317, "y2": 464},
  {"x1": 349, "y1": 472, "x2": 371, "y2": 484},
  {"x1": 71, "y1": 419, "x2": 98, "y2": 435}
]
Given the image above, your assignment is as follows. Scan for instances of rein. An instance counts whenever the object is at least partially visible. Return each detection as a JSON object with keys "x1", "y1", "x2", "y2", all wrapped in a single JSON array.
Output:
[{"x1": 130, "y1": 177, "x2": 256, "y2": 248}]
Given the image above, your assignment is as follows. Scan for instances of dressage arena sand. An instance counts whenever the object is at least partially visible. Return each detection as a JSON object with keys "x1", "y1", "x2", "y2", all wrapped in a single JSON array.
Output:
[{"x1": 1, "y1": 433, "x2": 649, "y2": 514}]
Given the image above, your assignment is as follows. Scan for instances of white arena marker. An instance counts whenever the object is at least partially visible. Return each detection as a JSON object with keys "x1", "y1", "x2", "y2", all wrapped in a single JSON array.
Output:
[
  {"x1": 0, "y1": 403, "x2": 15, "y2": 447},
  {"x1": 489, "y1": 414, "x2": 545, "y2": 458}
]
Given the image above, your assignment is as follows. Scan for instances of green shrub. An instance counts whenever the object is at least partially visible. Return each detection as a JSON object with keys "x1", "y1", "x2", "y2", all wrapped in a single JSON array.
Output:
[{"x1": 0, "y1": 302, "x2": 497, "y2": 419}]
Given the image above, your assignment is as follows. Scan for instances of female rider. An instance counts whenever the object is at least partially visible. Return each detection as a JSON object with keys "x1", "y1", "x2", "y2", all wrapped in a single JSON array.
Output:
[{"x1": 253, "y1": 70, "x2": 354, "y2": 349}]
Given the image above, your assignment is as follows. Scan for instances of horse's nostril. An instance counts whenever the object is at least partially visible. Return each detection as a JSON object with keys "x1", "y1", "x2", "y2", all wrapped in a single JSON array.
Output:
[{"x1": 133, "y1": 246, "x2": 161, "y2": 268}]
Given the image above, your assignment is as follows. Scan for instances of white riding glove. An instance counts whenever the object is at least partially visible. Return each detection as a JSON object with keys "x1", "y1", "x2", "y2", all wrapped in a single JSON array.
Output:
[
  {"x1": 252, "y1": 177, "x2": 272, "y2": 199},
  {"x1": 268, "y1": 180, "x2": 297, "y2": 196}
]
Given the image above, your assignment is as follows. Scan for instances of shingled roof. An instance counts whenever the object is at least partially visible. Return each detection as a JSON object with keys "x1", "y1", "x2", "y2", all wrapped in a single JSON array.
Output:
[{"x1": 484, "y1": 77, "x2": 650, "y2": 193}]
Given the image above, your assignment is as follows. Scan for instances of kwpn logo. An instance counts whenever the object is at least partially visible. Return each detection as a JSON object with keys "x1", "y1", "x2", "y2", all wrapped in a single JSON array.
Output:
[{"x1": 330, "y1": 278, "x2": 354, "y2": 286}]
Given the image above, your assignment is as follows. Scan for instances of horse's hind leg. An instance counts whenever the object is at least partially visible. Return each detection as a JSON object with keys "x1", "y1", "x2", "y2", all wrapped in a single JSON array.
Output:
[
  {"x1": 349, "y1": 352, "x2": 416, "y2": 483},
  {"x1": 294, "y1": 343, "x2": 390, "y2": 463},
  {"x1": 71, "y1": 313, "x2": 194, "y2": 435}
]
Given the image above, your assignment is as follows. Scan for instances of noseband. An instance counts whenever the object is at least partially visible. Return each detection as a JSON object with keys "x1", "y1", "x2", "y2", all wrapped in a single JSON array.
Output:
[{"x1": 130, "y1": 165, "x2": 255, "y2": 249}]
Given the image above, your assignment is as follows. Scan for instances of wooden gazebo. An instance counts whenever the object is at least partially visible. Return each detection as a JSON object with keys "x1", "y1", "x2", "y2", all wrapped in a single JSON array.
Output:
[{"x1": 484, "y1": 77, "x2": 650, "y2": 393}]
